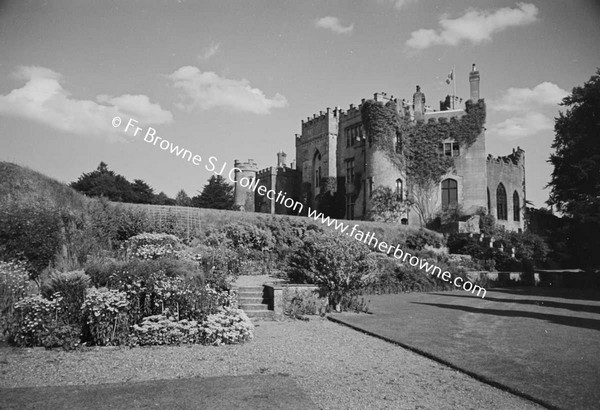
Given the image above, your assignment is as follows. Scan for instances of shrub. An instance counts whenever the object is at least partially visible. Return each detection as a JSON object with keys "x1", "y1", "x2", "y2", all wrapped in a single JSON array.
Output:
[
  {"x1": 125, "y1": 232, "x2": 181, "y2": 260},
  {"x1": 81, "y1": 288, "x2": 129, "y2": 346},
  {"x1": 130, "y1": 314, "x2": 203, "y2": 346},
  {"x1": 405, "y1": 228, "x2": 443, "y2": 250},
  {"x1": 194, "y1": 244, "x2": 242, "y2": 284},
  {"x1": 287, "y1": 231, "x2": 375, "y2": 311},
  {"x1": 0, "y1": 200, "x2": 63, "y2": 279},
  {"x1": 41, "y1": 270, "x2": 90, "y2": 324},
  {"x1": 199, "y1": 308, "x2": 254, "y2": 346},
  {"x1": 205, "y1": 222, "x2": 275, "y2": 252},
  {"x1": 283, "y1": 287, "x2": 328, "y2": 318},
  {"x1": 363, "y1": 256, "x2": 471, "y2": 295},
  {"x1": 107, "y1": 263, "x2": 236, "y2": 324},
  {"x1": 6, "y1": 295, "x2": 80, "y2": 349},
  {"x1": 84, "y1": 257, "x2": 127, "y2": 288}
]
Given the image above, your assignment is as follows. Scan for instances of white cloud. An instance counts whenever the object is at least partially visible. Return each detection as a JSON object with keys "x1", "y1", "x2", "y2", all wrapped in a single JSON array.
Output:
[
  {"x1": 167, "y1": 66, "x2": 288, "y2": 114},
  {"x1": 0, "y1": 66, "x2": 172, "y2": 141},
  {"x1": 406, "y1": 3, "x2": 538, "y2": 49},
  {"x1": 492, "y1": 82, "x2": 569, "y2": 112},
  {"x1": 315, "y1": 16, "x2": 354, "y2": 35},
  {"x1": 489, "y1": 112, "x2": 554, "y2": 140},
  {"x1": 199, "y1": 42, "x2": 220, "y2": 61}
]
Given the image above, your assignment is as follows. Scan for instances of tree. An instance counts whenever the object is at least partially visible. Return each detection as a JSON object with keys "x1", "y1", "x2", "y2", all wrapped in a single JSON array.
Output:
[
  {"x1": 192, "y1": 175, "x2": 234, "y2": 210},
  {"x1": 154, "y1": 192, "x2": 176, "y2": 206},
  {"x1": 175, "y1": 189, "x2": 192, "y2": 207},
  {"x1": 548, "y1": 69, "x2": 600, "y2": 270},
  {"x1": 70, "y1": 162, "x2": 136, "y2": 202},
  {"x1": 130, "y1": 179, "x2": 155, "y2": 204}
]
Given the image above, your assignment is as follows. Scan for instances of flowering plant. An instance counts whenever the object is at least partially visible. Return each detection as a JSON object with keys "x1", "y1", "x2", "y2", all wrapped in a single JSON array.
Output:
[
  {"x1": 130, "y1": 314, "x2": 202, "y2": 346},
  {"x1": 81, "y1": 288, "x2": 129, "y2": 346},
  {"x1": 0, "y1": 260, "x2": 30, "y2": 318},
  {"x1": 199, "y1": 308, "x2": 254, "y2": 346},
  {"x1": 8, "y1": 294, "x2": 80, "y2": 349}
]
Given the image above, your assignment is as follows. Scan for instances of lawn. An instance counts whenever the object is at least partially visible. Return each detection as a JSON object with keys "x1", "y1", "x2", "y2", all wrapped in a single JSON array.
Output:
[{"x1": 332, "y1": 288, "x2": 600, "y2": 410}]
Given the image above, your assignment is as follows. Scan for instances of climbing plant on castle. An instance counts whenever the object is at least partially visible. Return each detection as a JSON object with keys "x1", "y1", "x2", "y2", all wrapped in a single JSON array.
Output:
[{"x1": 361, "y1": 98, "x2": 486, "y2": 225}]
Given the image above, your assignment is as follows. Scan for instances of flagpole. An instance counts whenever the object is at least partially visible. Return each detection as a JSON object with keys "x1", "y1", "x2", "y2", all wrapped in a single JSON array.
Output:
[{"x1": 452, "y1": 65, "x2": 456, "y2": 110}]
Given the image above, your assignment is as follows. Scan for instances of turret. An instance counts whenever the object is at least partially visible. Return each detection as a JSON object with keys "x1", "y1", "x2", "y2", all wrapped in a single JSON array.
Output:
[{"x1": 233, "y1": 159, "x2": 258, "y2": 211}]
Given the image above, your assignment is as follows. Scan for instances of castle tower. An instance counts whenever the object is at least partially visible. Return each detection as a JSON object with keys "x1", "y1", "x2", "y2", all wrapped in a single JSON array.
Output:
[
  {"x1": 277, "y1": 151, "x2": 287, "y2": 168},
  {"x1": 233, "y1": 159, "x2": 258, "y2": 211},
  {"x1": 413, "y1": 85, "x2": 425, "y2": 121},
  {"x1": 469, "y1": 63, "x2": 480, "y2": 101}
]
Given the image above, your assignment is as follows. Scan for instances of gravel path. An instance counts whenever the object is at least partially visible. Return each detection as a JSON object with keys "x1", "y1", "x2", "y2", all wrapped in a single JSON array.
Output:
[{"x1": 0, "y1": 318, "x2": 542, "y2": 409}]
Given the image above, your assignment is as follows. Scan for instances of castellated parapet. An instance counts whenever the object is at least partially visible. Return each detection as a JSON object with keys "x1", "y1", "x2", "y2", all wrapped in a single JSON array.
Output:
[
  {"x1": 233, "y1": 159, "x2": 258, "y2": 211},
  {"x1": 233, "y1": 64, "x2": 526, "y2": 232}
]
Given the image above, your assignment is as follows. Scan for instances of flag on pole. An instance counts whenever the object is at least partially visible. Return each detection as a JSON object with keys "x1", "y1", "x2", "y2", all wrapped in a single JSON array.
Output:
[{"x1": 446, "y1": 69, "x2": 453, "y2": 84}]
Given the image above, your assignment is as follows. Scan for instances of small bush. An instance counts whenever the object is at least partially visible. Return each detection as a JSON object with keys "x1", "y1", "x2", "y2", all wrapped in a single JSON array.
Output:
[
  {"x1": 199, "y1": 308, "x2": 254, "y2": 346},
  {"x1": 81, "y1": 288, "x2": 129, "y2": 346},
  {"x1": 41, "y1": 270, "x2": 90, "y2": 324}
]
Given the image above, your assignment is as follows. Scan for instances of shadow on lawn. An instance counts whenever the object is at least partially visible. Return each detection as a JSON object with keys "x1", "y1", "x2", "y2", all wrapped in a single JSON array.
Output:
[
  {"x1": 429, "y1": 292, "x2": 600, "y2": 315},
  {"x1": 488, "y1": 287, "x2": 600, "y2": 302},
  {"x1": 413, "y1": 302, "x2": 600, "y2": 332}
]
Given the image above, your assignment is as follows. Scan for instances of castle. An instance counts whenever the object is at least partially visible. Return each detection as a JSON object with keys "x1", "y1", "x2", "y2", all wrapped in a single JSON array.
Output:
[{"x1": 234, "y1": 65, "x2": 526, "y2": 232}]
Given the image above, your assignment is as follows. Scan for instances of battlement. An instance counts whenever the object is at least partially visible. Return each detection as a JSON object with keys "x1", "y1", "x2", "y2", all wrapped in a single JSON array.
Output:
[
  {"x1": 234, "y1": 159, "x2": 258, "y2": 171},
  {"x1": 257, "y1": 165, "x2": 300, "y2": 176},
  {"x1": 486, "y1": 147, "x2": 525, "y2": 167},
  {"x1": 301, "y1": 107, "x2": 340, "y2": 128}
]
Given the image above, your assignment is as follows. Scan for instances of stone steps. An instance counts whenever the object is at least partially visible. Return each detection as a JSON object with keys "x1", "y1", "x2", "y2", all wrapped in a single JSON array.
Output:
[{"x1": 236, "y1": 285, "x2": 274, "y2": 320}]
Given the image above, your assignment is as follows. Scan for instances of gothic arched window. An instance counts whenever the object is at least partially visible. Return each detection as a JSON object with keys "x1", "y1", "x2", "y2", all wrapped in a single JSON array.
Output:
[
  {"x1": 396, "y1": 179, "x2": 403, "y2": 201},
  {"x1": 441, "y1": 179, "x2": 458, "y2": 210},
  {"x1": 487, "y1": 188, "x2": 491, "y2": 213},
  {"x1": 313, "y1": 151, "x2": 322, "y2": 188},
  {"x1": 497, "y1": 183, "x2": 507, "y2": 220},
  {"x1": 513, "y1": 191, "x2": 520, "y2": 221}
]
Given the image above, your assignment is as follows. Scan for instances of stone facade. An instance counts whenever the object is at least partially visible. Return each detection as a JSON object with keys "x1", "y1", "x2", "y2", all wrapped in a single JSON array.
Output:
[{"x1": 234, "y1": 64, "x2": 526, "y2": 232}]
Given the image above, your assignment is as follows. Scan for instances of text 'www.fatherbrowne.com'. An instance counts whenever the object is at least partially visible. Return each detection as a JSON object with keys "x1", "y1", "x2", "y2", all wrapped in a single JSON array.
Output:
[{"x1": 112, "y1": 116, "x2": 486, "y2": 298}]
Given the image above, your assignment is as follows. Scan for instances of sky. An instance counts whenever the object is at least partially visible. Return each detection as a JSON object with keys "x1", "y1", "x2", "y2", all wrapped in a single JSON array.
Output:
[{"x1": 1, "y1": 0, "x2": 599, "y2": 208}]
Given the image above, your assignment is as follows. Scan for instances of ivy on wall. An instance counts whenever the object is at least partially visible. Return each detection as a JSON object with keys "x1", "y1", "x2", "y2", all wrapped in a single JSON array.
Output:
[{"x1": 360, "y1": 98, "x2": 486, "y2": 224}]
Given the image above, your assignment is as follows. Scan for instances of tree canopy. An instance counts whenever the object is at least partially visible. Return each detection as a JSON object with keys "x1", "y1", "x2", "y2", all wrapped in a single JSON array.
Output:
[
  {"x1": 70, "y1": 162, "x2": 177, "y2": 205},
  {"x1": 548, "y1": 69, "x2": 600, "y2": 270},
  {"x1": 192, "y1": 175, "x2": 234, "y2": 210}
]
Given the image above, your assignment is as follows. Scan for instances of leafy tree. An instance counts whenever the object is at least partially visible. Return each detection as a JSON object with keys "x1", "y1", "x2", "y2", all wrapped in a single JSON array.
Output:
[
  {"x1": 175, "y1": 189, "x2": 192, "y2": 207},
  {"x1": 548, "y1": 69, "x2": 600, "y2": 270},
  {"x1": 192, "y1": 175, "x2": 234, "y2": 210}
]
